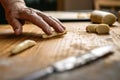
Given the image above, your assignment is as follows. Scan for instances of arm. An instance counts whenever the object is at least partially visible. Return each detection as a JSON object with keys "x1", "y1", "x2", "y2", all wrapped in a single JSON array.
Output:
[{"x1": 0, "y1": 0, "x2": 65, "y2": 35}]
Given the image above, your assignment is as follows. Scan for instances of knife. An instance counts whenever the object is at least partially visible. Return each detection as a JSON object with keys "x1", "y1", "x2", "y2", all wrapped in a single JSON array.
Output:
[{"x1": 19, "y1": 45, "x2": 113, "y2": 80}]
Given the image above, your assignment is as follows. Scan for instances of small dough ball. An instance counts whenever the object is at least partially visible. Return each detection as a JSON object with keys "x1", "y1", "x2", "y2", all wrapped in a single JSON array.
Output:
[
  {"x1": 96, "y1": 24, "x2": 110, "y2": 34},
  {"x1": 11, "y1": 40, "x2": 36, "y2": 54},
  {"x1": 42, "y1": 30, "x2": 67, "y2": 39},
  {"x1": 90, "y1": 10, "x2": 117, "y2": 25},
  {"x1": 86, "y1": 24, "x2": 97, "y2": 33}
]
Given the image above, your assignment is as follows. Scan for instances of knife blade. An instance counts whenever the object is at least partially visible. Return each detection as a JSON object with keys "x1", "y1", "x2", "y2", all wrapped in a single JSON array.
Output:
[{"x1": 19, "y1": 45, "x2": 113, "y2": 80}]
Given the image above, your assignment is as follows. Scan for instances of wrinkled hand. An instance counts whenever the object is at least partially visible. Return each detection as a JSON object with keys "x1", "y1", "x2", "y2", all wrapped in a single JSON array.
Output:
[{"x1": 0, "y1": 0, "x2": 65, "y2": 35}]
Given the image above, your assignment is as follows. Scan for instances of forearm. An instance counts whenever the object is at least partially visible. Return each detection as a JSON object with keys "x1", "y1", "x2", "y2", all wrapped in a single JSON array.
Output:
[{"x1": 0, "y1": 0, "x2": 26, "y2": 12}]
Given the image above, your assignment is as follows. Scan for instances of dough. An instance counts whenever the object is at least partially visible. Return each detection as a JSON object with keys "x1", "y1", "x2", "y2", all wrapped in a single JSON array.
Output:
[
  {"x1": 90, "y1": 10, "x2": 117, "y2": 25},
  {"x1": 41, "y1": 30, "x2": 67, "y2": 38},
  {"x1": 11, "y1": 40, "x2": 36, "y2": 54},
  {"x1": 86, "y1": 24, "x2": 110, "y2": 34},
  {"x1": 96, "y1": 24, "x2": 110, "y2": 34},
  {"x1": 86, "y1": 24, "x2": 97, "y2": 33}
]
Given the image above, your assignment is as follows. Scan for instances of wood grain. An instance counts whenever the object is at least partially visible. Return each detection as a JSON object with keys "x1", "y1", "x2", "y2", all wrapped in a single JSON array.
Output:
[{"x1": 0, "y1": 22, "x2": 120, "y2": 79}]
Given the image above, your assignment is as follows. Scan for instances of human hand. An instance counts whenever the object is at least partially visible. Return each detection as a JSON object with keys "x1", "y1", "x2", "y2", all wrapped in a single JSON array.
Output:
[{"x1": 0, "y1": 0, "x2": 65, "y2": 35}]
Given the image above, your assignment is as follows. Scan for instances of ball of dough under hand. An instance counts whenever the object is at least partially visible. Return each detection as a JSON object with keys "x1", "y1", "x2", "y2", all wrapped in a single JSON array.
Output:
[
  {"x1": 90, "y1": 10, "x2": 117, "y2": 25},
  {"x1": 11, "y1": 40, "x2": 36, "y2": 54},
  {"x1": 41, "y1": 30, "x2": 67, "y2": 39},
  {"x1": 96, "y1": 24, "x2": 110, "y2": 34}
]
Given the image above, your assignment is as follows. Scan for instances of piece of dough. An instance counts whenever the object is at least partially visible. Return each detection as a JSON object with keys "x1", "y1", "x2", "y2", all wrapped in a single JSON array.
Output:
[
  {"x1": 90, "y1": 10, "x2": 117, "y2": 25},
  {"x1": 96, "y1": 24, "x2": 110, "y2": 34},
  {"x1": 11, "y1": 40, "x2": 36, "y2": 54},
  {"x1": 86, "y1": 24, "x2": 110, "y2": 34},
  {"x1": 86, "y1": 24, "x2": 97, "y2": 33},
  {"x1": 41, "y1": 30, "x2": 67, "y2": 39}
]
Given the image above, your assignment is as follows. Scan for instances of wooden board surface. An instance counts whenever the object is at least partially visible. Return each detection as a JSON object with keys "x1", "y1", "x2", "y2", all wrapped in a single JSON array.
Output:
[{"x1": 0, "y1": 22, "x2": 120, "y2": 79}]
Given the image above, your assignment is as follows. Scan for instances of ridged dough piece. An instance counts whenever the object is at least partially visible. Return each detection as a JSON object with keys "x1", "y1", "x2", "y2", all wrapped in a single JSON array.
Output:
[
  {"x1": 86, "y1": 24, "x2": 97, "y2": 33},
  {"x1": 96, "y1": 24, "x2": 110, "y2": 34},
  {"x1": 86, "y1": 24, "x2": 110, "y2": 34},
  {"x1": 41, "y1": 30, "x2": 67, "y2": 39},
  {"x1": 11, "y1": 40, "x2": 36, "y2": 54},
  {"x1": 90, "y1": 10, "x2": 117, "y2": 25}
]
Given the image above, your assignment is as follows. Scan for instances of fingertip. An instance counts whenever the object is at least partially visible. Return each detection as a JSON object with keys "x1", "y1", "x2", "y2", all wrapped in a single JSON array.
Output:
[
  {"x1": 7, "y1": 18, "x2": 23, "y2": 35},
  {"x1": 14, "y1": 28, "x2": 22, "y2": 35},
  {"x1": 45, "y1": 28, "x2": 52, "y2": 35},
  {"x1": 62, "y1": 25, "x2": 66, "y2": 30},
  {"x1": 55, "y1": 25, "x2": 65, "y2": 33}
]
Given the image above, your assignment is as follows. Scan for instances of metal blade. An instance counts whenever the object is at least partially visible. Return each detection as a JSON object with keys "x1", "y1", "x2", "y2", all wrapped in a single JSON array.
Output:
[
  {"x1": 53, "y1": 45, "x2": 114, "y2": 72},
  {"x1": 18, "y1": 45, "x2": 114, "y2": 80},
  {"x1": 19, "y1": 67, "x2": 54, "y2": 80},
  {"x1": 91, "y1": 45, "x2": 113, "y2": 57}
]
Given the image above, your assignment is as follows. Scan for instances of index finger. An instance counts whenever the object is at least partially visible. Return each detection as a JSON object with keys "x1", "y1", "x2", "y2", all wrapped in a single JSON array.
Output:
[{"x1": 33, "y1": 9, "x2": 66, "y2": 32}]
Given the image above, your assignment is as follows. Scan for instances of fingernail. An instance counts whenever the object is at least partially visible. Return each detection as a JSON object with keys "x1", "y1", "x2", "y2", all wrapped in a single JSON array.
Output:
[
  {"x1": 62, "y1": 26, "x2": 66, "y2": 29},
  {"x1": 60, "y1": 27, "x2": 65, "y2": 32},
  {"x1": 46, "y1": 27, "x2": 52, "y2": 35}
]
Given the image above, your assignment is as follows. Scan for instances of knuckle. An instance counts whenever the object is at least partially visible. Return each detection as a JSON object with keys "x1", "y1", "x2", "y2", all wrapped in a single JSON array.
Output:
[{"x1": 19, "y1": 8, "x2": 36, "y2": 17}]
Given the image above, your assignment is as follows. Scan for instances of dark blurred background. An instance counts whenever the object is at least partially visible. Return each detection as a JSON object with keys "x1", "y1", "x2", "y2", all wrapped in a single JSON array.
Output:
[
  {"x1": 25, "y1": 0, "x2": 57, "y2": 11},
  {"x1": 0, "y1": 0, "x2": 120, "y2": 24}
]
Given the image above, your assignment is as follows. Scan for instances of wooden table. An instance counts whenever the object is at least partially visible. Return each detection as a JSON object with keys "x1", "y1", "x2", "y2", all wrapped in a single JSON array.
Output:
[{"x1": 0, "y1": 22, "x2": 120, "y2": 80}]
